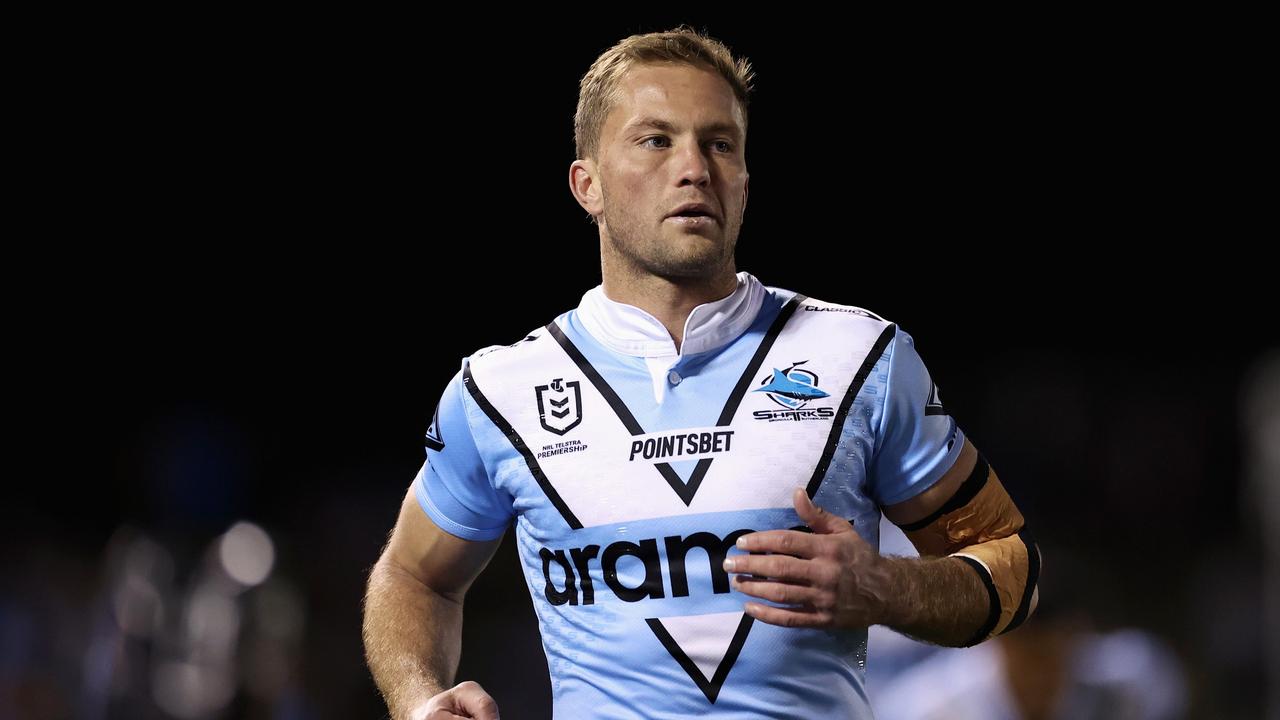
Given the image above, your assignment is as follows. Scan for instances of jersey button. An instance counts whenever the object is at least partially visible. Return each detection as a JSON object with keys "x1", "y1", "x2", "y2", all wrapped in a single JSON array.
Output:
[{"x1": 668, "y1": 370, "x2": 682, "y2": 385}]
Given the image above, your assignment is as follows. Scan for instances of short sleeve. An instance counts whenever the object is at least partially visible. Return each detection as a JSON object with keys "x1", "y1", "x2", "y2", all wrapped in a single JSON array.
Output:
[
  {"x1": 869, "y1": 327, "x2": 967, "y2": 507},
  {"x1": 413, "y1": 366, "x2": 515, "y2": 540}
]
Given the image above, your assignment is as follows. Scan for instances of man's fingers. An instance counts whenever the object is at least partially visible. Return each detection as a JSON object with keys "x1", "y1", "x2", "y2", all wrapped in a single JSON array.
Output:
[
  {"x1": 735, "y1": 493, "x2": 859, "y2": 561},
  {"x1": 450, "y1": 676, "x2": 499, "y2": 717},
  {"x1": 744, "y1": 600, "x2": 831, "y2": 629},
  {"x1": 436, "y1": 681, "x2": 500, "y2": 720},
  {"x1": 792, "y1": 487, "x2": 850, "y2": 534},
  {"x1": 734, "y1": 529, "x2": 819, "y2": 557},
  {"x1": 732, "y1": 576, "x2": 823, "y2": 607},
  {"x1": 724, "y1": 552, "x2": 814, "y2": 583}
]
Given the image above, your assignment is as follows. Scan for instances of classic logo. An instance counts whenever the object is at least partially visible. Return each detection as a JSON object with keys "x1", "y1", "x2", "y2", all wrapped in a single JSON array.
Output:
[
  {"x1": 802, "y1": 304, "x2": 876, "y2": 318},
  {"x1": 536, "y1": 378, "x2": 583, "y2": 435}
]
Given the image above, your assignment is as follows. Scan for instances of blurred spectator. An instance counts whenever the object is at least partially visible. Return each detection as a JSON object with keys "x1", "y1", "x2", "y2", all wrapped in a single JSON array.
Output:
[{"x1": 870, "y1": 518, "x2": 1188, "y2": 720}]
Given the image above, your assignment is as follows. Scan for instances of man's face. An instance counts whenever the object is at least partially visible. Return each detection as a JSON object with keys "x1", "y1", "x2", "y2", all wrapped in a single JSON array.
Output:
[{"x1": 581, "y1": 62, "x2": 748, "y2": 280}]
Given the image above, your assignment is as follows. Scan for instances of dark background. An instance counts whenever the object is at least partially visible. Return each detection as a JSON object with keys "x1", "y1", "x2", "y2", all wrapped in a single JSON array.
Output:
[{"x1": 7, "y1": 14, "x2": 1272, "y2": 720}]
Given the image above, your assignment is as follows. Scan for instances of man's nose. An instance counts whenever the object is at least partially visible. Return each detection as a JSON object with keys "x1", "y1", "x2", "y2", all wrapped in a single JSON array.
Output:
[{"x1": 675, "y1": 143, "x2": 711, "y2": 187}]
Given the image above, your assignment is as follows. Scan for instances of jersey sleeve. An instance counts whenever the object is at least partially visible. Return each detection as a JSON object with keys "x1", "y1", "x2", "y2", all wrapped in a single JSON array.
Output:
[
  {"x1": 413, "y1": 365, "x2": 515, "y2": 540},
  {"x1": 869, "y1": 327, "x2": 967, "y2": 507}
]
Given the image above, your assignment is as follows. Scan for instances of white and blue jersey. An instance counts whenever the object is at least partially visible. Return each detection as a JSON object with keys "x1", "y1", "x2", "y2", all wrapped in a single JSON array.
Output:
[{"x1": 415, "y1": 271, "x2": 966, "y2": 719}]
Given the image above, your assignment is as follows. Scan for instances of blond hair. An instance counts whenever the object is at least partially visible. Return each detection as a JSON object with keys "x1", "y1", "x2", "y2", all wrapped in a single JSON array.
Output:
[{"x1": 574, "y1": 25, "x2": 755, "y2": 161}]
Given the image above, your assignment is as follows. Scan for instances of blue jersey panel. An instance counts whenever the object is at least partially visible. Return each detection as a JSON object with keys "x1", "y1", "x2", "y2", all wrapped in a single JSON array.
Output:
[
  {"x1": 869, "y1": 328, "x2": 966, "y2": 506},
  {"x1": 416, "y1": 367, "x2": 515, "y2": 540}
]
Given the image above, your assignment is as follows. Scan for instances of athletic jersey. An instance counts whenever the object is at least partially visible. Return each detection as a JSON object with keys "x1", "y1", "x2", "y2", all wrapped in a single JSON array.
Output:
[{"x1": 415, "y1": 271, "x2": 966, "y2": 719}]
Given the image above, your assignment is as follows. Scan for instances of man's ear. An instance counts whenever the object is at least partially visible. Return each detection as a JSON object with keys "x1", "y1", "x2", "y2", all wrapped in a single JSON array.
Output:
[
  {"x1": 569, "y1": 159, "x2": 603, "y2": 219},
  {"x1": 741, "y1": 173, "x2": 749, "y2": 223}
]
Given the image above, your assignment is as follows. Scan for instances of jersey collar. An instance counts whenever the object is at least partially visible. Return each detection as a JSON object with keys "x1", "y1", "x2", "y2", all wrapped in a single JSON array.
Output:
[{"x1": 575, "y1": 271, "x2": 765, "y2": 358}]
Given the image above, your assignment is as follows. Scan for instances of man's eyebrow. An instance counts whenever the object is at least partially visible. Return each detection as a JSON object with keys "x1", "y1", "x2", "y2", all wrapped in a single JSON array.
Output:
[{"x1": 623, "y1": 117, "x2": 742, "y2": 139}]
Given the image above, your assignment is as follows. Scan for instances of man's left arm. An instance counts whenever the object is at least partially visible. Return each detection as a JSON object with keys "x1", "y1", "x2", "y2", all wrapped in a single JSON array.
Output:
[
  {"x1": 727, "y1": 437, "x2": 1040, "y2": 647},
  {"x1": 878, "y1": 435, "x2": 1041, "y2": 645}
]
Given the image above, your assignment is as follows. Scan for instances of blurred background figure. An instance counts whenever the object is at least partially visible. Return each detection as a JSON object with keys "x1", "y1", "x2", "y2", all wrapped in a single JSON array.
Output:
[
  {"x1": 1243, "y1": 352, "x2": 1279, "y2": 720},
  {"x1": 869, "y1": 518, "x2": 1188, "y2": 720},
  {"x1": 3, "y1": 520, "x2": 311, "y2": 720}
]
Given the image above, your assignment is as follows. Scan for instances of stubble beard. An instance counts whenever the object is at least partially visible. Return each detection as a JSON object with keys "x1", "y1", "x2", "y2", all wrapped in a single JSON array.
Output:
[{"x1": 601, "y1": 198, "x2": 740, "y2": 282}]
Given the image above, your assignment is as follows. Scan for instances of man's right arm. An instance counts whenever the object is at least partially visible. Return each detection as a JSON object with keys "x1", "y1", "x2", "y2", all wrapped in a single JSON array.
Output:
[{"x1": 363, "y1": 483, "x2": 504, "y2": 720}]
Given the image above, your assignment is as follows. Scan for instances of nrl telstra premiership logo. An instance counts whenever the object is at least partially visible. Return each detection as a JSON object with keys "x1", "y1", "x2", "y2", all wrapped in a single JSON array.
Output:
[{"x1": 536, "y1": 377, "x2": 583, "y2": 435}]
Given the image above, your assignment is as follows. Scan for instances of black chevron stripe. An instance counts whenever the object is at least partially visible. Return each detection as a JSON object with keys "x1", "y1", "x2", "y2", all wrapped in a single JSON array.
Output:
[{"x1": 806, "y1": 323, "x2": 897, "y2": 498}]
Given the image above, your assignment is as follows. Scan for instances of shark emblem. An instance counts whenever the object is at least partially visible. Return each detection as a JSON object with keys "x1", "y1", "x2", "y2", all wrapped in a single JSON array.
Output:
[{"x1": 753, "y1": 361, "x2": 830, "y2": 410}]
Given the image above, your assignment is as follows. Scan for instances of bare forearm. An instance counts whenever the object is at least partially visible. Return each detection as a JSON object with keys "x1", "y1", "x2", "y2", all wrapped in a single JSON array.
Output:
[
  {"x1": 876, "y1": 555, "x2": 990, "y2": 647},
  {"x1": 363, "y1": 558, "x2": 463, "y2": 719}
]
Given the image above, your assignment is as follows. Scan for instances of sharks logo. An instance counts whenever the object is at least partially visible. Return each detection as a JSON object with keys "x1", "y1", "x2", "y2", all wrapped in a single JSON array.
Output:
[
  {"x1": 536, "y1": 378, "x2": 583, "y2": 435},
  {"x1": 751, "y1": 361, "x2": 836, "y2": 422},
  {"x1": 753, "y1": 361, "x2": 831, "y2": 410}
]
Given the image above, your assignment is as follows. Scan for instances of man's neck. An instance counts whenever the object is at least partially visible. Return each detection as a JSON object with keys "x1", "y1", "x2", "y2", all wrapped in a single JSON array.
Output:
[{"x1": 600, "y1": 271, "x2": 739, "y2": 354}]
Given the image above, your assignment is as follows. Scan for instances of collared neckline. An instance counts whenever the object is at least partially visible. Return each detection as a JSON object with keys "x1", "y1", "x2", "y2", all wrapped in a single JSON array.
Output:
[{"x1": 575, "y1": 271, "x2": 765, "y2": 358}]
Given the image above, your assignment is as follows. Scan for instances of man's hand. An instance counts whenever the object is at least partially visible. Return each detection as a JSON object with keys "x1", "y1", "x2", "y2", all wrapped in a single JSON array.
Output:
[
  {"x1": 410, "y1": 681, "x2": 500, "y2": 720},
  {"x1": 725, "y1": 488, "x2": 894, "y2": 630}
]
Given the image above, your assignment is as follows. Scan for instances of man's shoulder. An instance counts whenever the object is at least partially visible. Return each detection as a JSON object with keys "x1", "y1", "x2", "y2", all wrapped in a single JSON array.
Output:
[
  {"x1": 463, "y1": 310, "x2": 569, "y2": 370},
  {"x1": 773, "y1": 285, "x2": 895, "y2": 330}
]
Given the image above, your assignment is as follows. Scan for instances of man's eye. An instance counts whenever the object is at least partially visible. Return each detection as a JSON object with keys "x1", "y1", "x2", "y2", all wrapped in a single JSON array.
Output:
[
  {"x1": 712, "y1": 140, "x2": 733, "y2": 153},
  {"x1": 642, "y1": 136, "x2": 670, "y2": 148}
]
